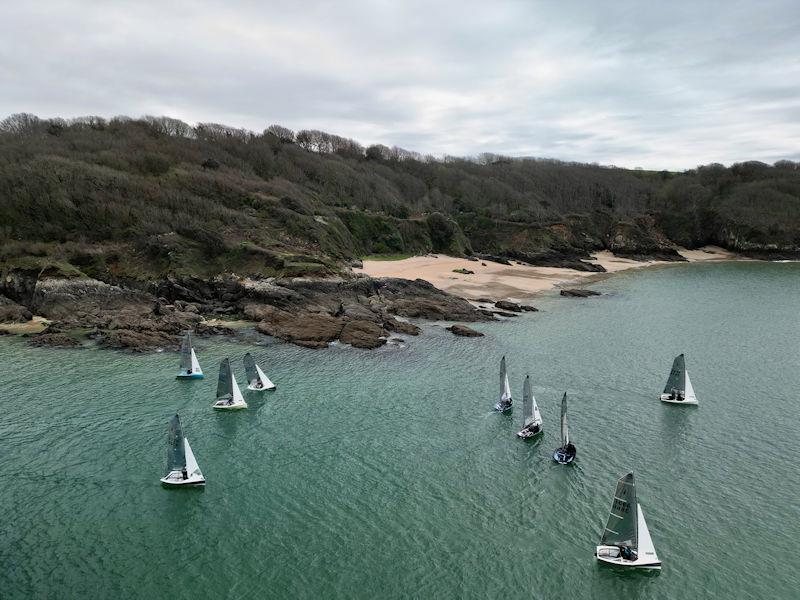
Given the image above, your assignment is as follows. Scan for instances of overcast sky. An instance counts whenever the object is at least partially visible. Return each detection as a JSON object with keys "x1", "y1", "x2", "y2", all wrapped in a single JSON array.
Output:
[{"x1": 2, "y1": 1, "x2": 799, "y2": 169}]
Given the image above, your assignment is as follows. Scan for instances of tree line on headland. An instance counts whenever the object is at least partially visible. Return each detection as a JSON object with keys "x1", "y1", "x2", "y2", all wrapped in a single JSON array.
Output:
[{"x1": 2, "y1": 112, "x2": 799, "y2": 283}]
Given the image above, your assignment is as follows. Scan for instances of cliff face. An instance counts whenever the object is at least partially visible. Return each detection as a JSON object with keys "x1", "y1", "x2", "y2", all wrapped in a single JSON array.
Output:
[{"x1": 1, "y1": 115, "x2": 799, "y2": 349}]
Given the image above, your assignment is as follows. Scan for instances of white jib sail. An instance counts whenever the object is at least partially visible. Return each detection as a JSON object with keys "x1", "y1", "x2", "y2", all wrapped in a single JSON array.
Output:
[
  {"x1": 190, "y1": 348, "x2": 202, "y2": 375},
  {"x1": 231, "y1": 373, "x2": 246, "y2": 405},
  {"x1": 531, "y1": 395, "x2": 542, "y2": 426},
  {"x1": 184, "y1": 438, "x2": 202, "y2": 477},
  {"x1": 684, "y1": 370, "x2": 696, "y2": 402},
  {"x1": 636, "y1": 504, "x2": 659, "y2": 561},
  {"x1": 256, "y1": 364, "x2": 275, "y2": 389}
]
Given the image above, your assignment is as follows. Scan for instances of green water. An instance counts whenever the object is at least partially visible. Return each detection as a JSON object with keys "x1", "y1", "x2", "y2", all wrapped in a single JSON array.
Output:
[{"x1": 1, "y1": 263, "x2": 798, "y2": 599}]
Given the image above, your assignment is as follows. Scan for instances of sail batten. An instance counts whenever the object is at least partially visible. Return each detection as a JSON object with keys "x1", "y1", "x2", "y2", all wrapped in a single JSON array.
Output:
[{"x1": 600, "y1": 472, "x2": 639, "y2": 550}]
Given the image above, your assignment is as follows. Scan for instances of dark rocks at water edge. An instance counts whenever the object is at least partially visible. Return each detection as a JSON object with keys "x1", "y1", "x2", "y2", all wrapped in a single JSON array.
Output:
[
  {"x1": 560, "y1": 288, "x2": 602, "y2": 298},
  {"x1": 2, "y1": 271, "x2": 483, "y2": 351},
  {"x1": 494, "y1": 300, "x2": 539, "y2": 312},
  {"x1": 446, "y1": 324, "x2": 484, "y2": 337}
]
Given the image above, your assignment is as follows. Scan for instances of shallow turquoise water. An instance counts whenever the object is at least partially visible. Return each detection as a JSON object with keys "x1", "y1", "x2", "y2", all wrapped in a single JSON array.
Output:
[{"x1": 1, "y1": 262, "x2": 798, "y2": 599}]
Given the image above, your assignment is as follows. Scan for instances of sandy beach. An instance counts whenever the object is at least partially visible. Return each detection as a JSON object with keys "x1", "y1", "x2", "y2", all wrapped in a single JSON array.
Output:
[{"x1": 356, "y1": 246, "x2": 740, "y2": 301}]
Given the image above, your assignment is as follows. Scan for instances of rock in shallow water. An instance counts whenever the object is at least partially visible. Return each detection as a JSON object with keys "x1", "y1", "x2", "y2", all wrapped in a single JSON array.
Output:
[
  {"x1": 446, "y1": 324, "x2": 484, "y2": 337},
  {"x1": 339, "y1": 320, "x2": 387, "y2": 349},
  {"x1": 560, "y1": 288, "x2": 601, "y2": 298}
]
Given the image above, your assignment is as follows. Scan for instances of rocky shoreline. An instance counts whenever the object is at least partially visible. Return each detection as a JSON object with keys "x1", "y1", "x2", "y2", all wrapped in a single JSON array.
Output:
[{"x1": 0, "y1": 270, "x2": 517, "y2": 351}]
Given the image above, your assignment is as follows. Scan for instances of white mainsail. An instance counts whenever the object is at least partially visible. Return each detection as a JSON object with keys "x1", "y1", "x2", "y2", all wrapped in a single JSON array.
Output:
[{"x1": 560, "y1": 393, "x2": 569, "y2": 447}]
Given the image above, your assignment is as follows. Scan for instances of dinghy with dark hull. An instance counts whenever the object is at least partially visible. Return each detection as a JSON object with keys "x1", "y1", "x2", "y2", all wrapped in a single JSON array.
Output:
[
  {"x1": 595, "y1": 473, "x2": 661, "y2": 570},
  {"x1": 243, "y1": 352, "x2": 276, "y2": 391},
  {"x1": 160, "y1": 414, "x2": 205, "y2": 487},
  {"x1": 553, "y1": 392, "x2": 576, "y2": 463},
  {"x1": 516, "y1": 375, "x2": 543, "y2": 438},
  {"x1": 659, "y1": 353, "x2": 698, "y2": 405},
  {"x1": 494, "y1": 356, "x2": 513, "y2": 412},
  {"x1": 212, "y1": 358, "x2": 248, "y2": 410},
  {"x1": 175, "y1": 331, "x2": 204, "y2": 379}
]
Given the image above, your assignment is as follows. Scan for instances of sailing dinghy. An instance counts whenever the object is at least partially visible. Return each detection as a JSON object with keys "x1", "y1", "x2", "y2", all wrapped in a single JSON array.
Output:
[
  {"x1": 595, "y1": 472, "x2": 661, "y2": 569},
  {"x1": 659, "y1": 353, "x2": 698, "y2": 404},
  {"x1": 516, "y1": 375, "x2": 543, "y2": 438},
  {"x1": 160, "y1": 414, "x2": 205, "y2": 486},
  {"x1": 176, "y1": 331, "x2": 203, "y2": 379},
  {"x1": 243, "y1": 352, "x2": 276, "y2": 391},
  {"x1": 494, "y1": 356, "x2": 513, "y2": 412},
  {"x1": 553, "y1": 393, "x2": 576, "y2": 463},
  {"x1": 212, "y1": 358, "x2": 248, "y2": 410}
]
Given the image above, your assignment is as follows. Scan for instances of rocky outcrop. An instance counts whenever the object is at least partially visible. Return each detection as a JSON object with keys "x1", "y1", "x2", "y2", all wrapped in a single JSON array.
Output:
[
  {"x1": 446, "y1": 324, "x2": 484, "y2": 337},
  {"x1": 253, "y1": 306, "x2": 343, "y2": 349},
  {"x1": 384, "y1": 318, "x2": 421, "y2": 336},
  {"x1": 6, "y1": 265, "x2": 487, "y2": 351},
  {"x1": 560, "y1": 288, "x2": 601, "y2": 298},
  {"x1": 29, "y1": 332, "x2": 80, "y2": 348},
  {"x1": 494, "y1": 300, "x2": 522, "y2": 312},
  {"x1": 0, "y1": 295, "x2": 32, "y2": 323},
  {"x1": 340, "y1": 320, "x2": 387, "y2": 349}
]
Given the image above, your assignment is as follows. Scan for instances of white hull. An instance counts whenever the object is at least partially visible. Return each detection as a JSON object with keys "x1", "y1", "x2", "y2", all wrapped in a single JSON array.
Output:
[
  {"x1": 659, "y1": 393, "x2": 698, "y2": 405},
  {"x1": 595, "y1": 546, "x2": 661, "y2": 569},
  {"x1": 213, "y1": 401, "x2": 247, "y2": 410},
  {"x1": 214, "y1": 372, "x2": 248, "y2": 409},
  {"x1": 596, "y1": 504, "x2": 661, "y2": 569},
  {"x1": 494, "y1": 402, "x2": 512, "y2": 412},
  {"x1": 160, "y1": 470, "x2": 206, "y2": 486}
]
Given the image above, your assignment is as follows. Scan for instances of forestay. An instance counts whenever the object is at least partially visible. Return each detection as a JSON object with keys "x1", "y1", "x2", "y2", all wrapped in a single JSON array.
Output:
[
  {"x1": 166, "y1": 414, "x2": 186, "y2": 473},
  {"x1": 600, "y1": 472, "x2": 638, "y2": 550}
]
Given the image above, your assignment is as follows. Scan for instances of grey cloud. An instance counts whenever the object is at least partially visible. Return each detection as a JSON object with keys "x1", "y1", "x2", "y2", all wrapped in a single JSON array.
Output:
[{"x1": 1, "y1": 0, "x2": 799, "y2": 170}]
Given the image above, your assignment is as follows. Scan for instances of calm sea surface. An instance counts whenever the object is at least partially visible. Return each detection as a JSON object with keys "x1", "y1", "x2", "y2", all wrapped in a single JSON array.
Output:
[{"x1": 1, "y1": 262, "x2": 798, "y2": 599}]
